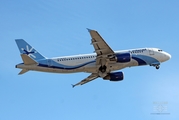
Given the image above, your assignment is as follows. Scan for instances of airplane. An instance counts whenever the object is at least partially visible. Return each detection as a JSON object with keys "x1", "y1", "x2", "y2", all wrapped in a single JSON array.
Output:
[{"x1": 15, "y1": 29, "x2": 171, "y2": 87}]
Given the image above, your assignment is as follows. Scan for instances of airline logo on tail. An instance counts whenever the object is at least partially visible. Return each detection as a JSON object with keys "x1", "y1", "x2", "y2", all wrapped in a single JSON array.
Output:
[
  {"x1": 21, "y1": 45, "x2": 36, "y2": 58},
  {"x1": 16, "y1": 39, "x2": 46, "y2": 61}
]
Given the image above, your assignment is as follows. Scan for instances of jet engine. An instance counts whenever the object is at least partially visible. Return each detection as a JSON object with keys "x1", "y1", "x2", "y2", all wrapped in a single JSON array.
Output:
[
  {"x1": 103, "y1": 72, "x2": 124, "y2": 81},
  {"x1": 116, "y1": 53, "x2": 131, "y2": 63}
]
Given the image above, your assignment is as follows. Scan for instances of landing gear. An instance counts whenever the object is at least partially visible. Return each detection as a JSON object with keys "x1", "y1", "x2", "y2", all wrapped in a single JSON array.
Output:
[
  {"x1": 155, "y1": 65, "x2": 160, "y2": 69},
  {"x1": 99, "y1": 65, "x2": 107, "y2": 73}
]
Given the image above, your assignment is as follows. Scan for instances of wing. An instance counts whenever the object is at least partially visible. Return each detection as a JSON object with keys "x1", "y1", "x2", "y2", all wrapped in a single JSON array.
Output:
[
  {"x1": 72, "y1": 73, "x2": 98, "y2": 88},
  {"x1": 87, "y1": 29, "x2": 116, "y2": 66},
  {"x1": 72, "y1": 29, "x2": 116, "y2": 87},
  {"x1": 88, "y1": 29, "x2": 114, "y2": 56}
]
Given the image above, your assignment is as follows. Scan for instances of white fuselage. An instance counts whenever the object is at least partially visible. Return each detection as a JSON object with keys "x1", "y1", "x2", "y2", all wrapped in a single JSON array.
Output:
[{"x1": 16, "y1": 48, "x2": 171, "y2": 74}]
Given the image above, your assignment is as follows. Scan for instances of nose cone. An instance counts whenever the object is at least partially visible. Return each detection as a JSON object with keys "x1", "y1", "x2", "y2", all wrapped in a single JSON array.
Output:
[{"x1": 164, "y1": 52, "x2": 171, "y2": 61}]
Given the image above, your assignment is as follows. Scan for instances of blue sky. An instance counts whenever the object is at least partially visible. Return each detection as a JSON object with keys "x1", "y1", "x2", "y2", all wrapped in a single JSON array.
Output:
[{"x1": 0, "y1": 0, "x2": 179, "y2": 119}]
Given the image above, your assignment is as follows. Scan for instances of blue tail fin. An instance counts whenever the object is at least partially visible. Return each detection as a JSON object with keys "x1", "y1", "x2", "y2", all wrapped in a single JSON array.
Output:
[{"x1": 15, "y1": 39, "x2": 46, "y2": 61}]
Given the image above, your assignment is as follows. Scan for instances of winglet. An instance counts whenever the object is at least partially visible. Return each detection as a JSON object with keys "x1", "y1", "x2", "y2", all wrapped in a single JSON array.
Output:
[
  {"x1": 86, "y1": 28, "x2": 92, "y2": 32},
  {"x1": 71, "y1": 84, "x2": 75, "y2": 88}
]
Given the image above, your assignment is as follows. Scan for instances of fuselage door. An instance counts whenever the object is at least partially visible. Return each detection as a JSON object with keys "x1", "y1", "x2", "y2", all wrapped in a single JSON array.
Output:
[{"x1": 149, "y1": 48, "x2": 154, "y2": 55}]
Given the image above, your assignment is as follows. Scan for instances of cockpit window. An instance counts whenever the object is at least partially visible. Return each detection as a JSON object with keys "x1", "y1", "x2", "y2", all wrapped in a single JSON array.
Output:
[{"x1": 158, "y1": 49, "x2": 163, "y2": 52}]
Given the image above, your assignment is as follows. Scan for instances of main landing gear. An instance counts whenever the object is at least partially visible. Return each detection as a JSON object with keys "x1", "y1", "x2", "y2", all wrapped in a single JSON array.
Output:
[{"x1": 99, "y1": 65, "x2": 107, "y2": 73}]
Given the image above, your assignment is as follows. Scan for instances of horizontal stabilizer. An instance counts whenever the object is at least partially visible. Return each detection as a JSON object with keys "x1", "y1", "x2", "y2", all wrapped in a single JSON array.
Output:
[
  {"x1": 21, "y1": 54, "x2": 38, "y2": 65},
  {"x1": 18, "y1": 69, "x2": 29, "y2": 75}
]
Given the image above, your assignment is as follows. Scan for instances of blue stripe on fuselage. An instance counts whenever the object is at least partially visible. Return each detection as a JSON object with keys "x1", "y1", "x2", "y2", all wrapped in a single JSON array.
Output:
[
  {"x1": 132, "y1": 54, "x2": 159, "y2": 66},
  {"x1": 132, "y1": 56, "x2": 146, "y2": 65},
  {"x1": 38, "y1": 59, "x2": 96, "y2": 70}
]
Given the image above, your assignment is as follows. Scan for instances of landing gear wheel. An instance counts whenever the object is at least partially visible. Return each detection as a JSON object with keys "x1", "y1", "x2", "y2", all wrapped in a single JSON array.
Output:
[
  {"x1": 99, "y1": 65, "x2": 107, "y2": 73},
  {"x1": 156, "y1": 65, "x2": 160, "y2": 69}
]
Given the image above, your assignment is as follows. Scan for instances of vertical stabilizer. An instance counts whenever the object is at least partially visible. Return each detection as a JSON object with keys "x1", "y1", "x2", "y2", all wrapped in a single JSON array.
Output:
[{"x1": 15, "y1": 39, "x2": 46, "y2": 61}]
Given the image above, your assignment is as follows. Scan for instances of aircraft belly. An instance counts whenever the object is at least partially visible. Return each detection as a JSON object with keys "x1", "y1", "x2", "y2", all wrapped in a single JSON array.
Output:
[
  {"x1": 128, "y1": 59, "x2": 138, "y2": 67},
  {"x1": 17, "y1": 60, "x2": 138, "y2": 74},
  {"x1": 19, "y1": 64, "x2": 95, "y2": 74},
  {"x1": 36, "y1": 66, "x2": 85, "y2": 73},
  {"x1": 108, "y1": 60, "x2": 138, "y2": 71},
  {"x1": 108, "y1": 63, "x2": 127, "y2": 71}
]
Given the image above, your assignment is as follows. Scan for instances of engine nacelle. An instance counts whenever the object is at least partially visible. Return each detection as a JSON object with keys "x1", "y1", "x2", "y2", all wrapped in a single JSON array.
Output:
[
  {"x1": 103, "y1": 72, "x2": 124, "y2": 81},
  {"x1": 116, "y1": 53, "x2": 131, "y2": 63}
]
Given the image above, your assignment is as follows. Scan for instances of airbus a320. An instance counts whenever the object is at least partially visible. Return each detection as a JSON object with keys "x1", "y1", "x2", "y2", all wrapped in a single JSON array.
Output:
[{"x1": 15, "y1": 29, "x2": 171, "y2": 87}]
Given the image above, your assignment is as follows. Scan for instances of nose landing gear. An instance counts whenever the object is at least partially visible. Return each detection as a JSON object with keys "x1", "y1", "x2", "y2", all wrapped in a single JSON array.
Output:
[
  {"x1": 150, "y1": 63, "x2": 160, "y2": 70},
  {"x1": 155, "y1": 65, "x2": 160, "y2": 69}
]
